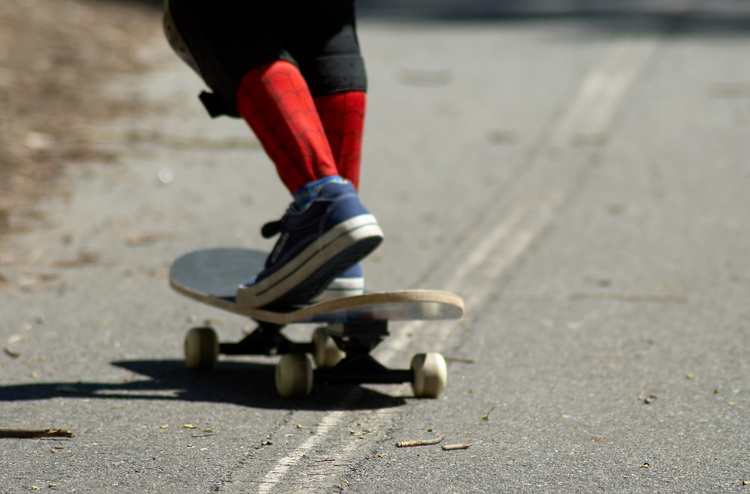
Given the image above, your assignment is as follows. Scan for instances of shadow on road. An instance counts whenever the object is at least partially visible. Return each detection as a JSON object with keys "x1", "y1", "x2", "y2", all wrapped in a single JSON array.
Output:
[{"x1": 0, "y1": 360, "x2": 407, "y2": 411}]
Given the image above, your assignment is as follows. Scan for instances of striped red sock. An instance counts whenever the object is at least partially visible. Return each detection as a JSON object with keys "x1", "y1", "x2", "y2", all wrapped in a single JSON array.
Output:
[
  {"x1": 315, "y1": 91, "x2": 366, "y2": 190},
  {"x1": 236, "y1": 61, "x2": 338, "y2": 194}
]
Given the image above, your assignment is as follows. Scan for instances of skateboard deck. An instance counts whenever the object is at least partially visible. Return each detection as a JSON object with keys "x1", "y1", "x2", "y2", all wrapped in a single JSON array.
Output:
[
  {"x1": 169, "y1": 248, "x2": 464, "y2": 399},
  {"x1": 169, "y1": 248, "x2": 464, "y2": 324}
]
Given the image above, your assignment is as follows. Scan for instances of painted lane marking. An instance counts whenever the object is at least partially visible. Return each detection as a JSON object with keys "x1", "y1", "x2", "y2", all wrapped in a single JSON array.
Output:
[
  {"x1": 381, "y1": 37, "x2": 655, "y2": 362},
  {"x1": 255, "y1": 412, "x2": 344, "y2": 494}
]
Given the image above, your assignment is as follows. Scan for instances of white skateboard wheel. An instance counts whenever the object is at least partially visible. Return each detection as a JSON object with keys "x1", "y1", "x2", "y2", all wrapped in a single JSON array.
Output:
[
  {"x1": 312, "y1": 327, "x2": 345, "y2": 369},
  {"x1": 184, "y1": 327, "x2": 219, "y2": 370},
  {"x1": 275, "y1": 354, "x2": 313, "y2": 398},
  {"x1": 410, "y1": 353, "x2": 447, "y2": 398}
]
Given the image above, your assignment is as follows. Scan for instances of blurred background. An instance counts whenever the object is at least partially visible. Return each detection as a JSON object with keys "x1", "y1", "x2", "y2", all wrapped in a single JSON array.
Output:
[{"x1": 1, "y1": 0, "x2": 749, "y2": 238}]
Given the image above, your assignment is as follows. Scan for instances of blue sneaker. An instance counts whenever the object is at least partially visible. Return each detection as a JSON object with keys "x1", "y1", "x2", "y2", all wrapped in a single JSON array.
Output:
[
  {"x1": 314, "y1": 263, "x2": 364, "y2": 302},
  {"x1": 236, "y1": 181, "x2": 382, "y2": 308}
]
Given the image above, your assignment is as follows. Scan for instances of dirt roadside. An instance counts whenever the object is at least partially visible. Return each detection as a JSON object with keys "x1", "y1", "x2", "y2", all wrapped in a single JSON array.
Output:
[{"x1": 0, "y1": 0, "x2": 162, "y2": 236}]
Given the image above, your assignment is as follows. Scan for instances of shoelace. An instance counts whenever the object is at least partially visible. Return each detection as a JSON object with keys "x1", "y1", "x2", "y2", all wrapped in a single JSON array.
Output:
[{"x1": 260, "y1": 199, "x2": 310, "y2": 239}]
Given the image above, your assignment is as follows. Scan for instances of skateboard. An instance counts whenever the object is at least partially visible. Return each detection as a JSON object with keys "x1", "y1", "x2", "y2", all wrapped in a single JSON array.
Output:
[{"x1": 169, "y1": 248, "x2": 464, "y2": 398}]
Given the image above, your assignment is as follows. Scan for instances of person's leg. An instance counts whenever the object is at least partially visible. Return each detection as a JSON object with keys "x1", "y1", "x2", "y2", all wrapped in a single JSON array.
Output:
[
  {"x1": 315, "y1": 91, "x2": 366, "y2": 189},
  {"x1": 235, "y1": 60, "x2": 339, "y2": 194},
  {"x1": 279, "y1": 0, "x2": 368, "y2": 187},
  {"x1": 277, "y1": 0, "x2": 370, "y2": 301},
  {"x1": 165, "y1": 0, "x2": 381, "y2": 308},
  {"x1": 311, "y1": 91, "x2": 369, "y2": 301},
  {"x1": 231, "y1": 4, "x2": 381, "y2": 307},
  {"x1": 166, "y1": 0, "x2": 339, "y2": 195}
]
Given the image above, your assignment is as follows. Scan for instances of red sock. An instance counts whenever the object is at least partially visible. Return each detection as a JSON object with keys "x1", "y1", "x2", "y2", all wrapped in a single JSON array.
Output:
[
  {"x1": 315, "y1": 91, "x2": 366, "y2": 190},
  {"x1": 236, "y1": 61, "x2": 338, "y2": 194}
]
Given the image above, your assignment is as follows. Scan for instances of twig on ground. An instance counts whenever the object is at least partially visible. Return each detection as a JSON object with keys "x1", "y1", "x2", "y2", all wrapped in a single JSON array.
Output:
[
  {"x1": 442, "y1": 443, "x2": 473, "y2": 451},
  {"x1": 395, "y1": 434, "x2": 445, "y2": 448},
  {"x1": 0, "y1": 428, "x2": 75, "y2": 439}
]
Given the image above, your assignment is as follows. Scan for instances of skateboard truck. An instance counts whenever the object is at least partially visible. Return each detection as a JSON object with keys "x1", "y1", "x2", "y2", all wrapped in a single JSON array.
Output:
[
  {"x1": 184, "y1": 319, "x2": 447, "y2": 398},
  {"x1": 219, "y1": 322, "x2": 312, "y2": 356},
  {"x1": 315, "y1": 321, "x2": 413, "y2": 386},
  {"x1": 327, "y1": 321, "x2": 389, "y2": 355},
  {"x1": 218, "y1": 320, "x2": 389, "y2": 358}
]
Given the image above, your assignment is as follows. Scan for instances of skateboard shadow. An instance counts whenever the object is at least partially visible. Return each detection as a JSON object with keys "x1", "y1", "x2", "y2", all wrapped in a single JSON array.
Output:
[{"x1": 0, "y1": 359, "x2": 407, "y2": 411}]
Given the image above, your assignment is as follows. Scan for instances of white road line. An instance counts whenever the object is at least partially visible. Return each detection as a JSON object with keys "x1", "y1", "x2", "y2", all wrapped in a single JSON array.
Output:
[
  {"x1": 247, "y1": 36, "x2": 655, "y2": 494},
  {"x1": 447, "y1": 207, "x2": 525, "y2": 287},
  {"x1": 552, "y1": 38, "x2": 655, "y2": 146},
  {"x1": 255, "y1": 412, "x2": 345, "y2": 494},
  {"x1": 439, "y1": 36, "x2": 655, "y2": 316}
]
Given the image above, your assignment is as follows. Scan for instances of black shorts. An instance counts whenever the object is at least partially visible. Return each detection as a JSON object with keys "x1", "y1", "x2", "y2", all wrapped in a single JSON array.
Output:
[{"x1": 164, "y1": 0, "x2": 367, "y2": 117}]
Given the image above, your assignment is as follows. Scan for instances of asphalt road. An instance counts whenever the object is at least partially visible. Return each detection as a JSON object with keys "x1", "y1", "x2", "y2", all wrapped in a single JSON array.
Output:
[{"x1": 2, "y1": 7, "x2": 749, "y2": 493}]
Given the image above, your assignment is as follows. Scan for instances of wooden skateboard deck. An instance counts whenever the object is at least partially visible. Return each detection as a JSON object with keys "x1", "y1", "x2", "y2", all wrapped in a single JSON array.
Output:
[{"x1": 169, "y1": 248, "x2": 464, "y2": 324}]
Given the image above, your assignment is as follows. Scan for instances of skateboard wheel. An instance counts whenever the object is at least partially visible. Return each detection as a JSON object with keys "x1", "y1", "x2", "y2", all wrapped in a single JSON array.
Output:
[
  {"x1": 312, "y1": 327, "x2": 345, "y2": 369},
  {"x1": 275, "y1": 354, "x2": 313, "y2": 398},
  {"x1": 184, "y1": 327, "x2": 219, "y2": 370},
  {"x1": 410, "y1": 353, "x2": 447, "y2": 398}
]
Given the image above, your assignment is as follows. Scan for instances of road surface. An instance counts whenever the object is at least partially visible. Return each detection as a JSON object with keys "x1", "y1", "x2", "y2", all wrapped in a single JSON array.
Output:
[{"x1": 1, "y1": 4, "x2": 749, "y2": 493}]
